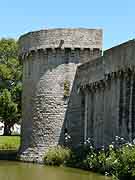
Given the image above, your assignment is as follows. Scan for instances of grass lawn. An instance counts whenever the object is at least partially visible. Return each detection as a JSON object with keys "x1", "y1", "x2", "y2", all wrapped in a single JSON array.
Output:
[{"x1": 0, "y1": 136, "x2": 20, "y2": 150}]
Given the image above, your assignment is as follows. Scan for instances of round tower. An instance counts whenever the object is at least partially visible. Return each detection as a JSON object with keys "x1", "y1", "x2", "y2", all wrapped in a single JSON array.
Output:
[{"x1": 18, "y1": 28, "x2": 102, "y2": 162}]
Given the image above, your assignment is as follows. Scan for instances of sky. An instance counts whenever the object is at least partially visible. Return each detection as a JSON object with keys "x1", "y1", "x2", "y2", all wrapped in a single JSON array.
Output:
[{"x1": 0, "y1": 0, "x2": 135, "y2": 50}]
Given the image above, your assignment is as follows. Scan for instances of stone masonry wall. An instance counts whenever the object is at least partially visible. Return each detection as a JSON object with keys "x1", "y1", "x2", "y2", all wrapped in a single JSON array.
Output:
[
  {"x1": 69, "y1": 40, "x2": 135, "y2": 147},
  {"x1": 18, "y1": 28, "x2": 102, "y2": 163},
  {"x1": 18, "y1": 27, "x2": 135, "y2": 163}
]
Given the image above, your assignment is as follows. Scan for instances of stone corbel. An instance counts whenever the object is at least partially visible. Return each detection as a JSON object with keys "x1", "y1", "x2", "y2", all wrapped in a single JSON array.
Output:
[
  {"x1": 21, "y1": 53, "x2": 25, "y2": 60},
  {"x1": 111, "y1": 71, "x2": 117, "y2": 79},
  {"x1": 101, "y1": 80, "x2": 105, "y2": 90},
  {"x1": 132, "y1": 66, "x2": 135, "y2": 75},
  {"x1": 43, "y1": 49, "x2": 47, "y2": 55},
  {"x1": 103, "y1": 79, "x2": 108, "y2": 89},
  {"x1": 89, "y1": 85, "x2": 93, "y2": 92},
  {"x1": 104, "y1": 73, "x2": 109, "y2": 81},
  {"x1": 77, "y1": 86, "x2": 81, "y2": 94},
  {"x1": 124, "y1": 68, "x2": 130, "y2": 79},
  {"x1": 94, "y1": 82, "x2": 98, "y2": 91},
  {"x1": 117, "y1": 70, "x2": 123, "y2": 78},
  {"x1": 51, "y1": 48, "x2": 56, "y2": 57}
]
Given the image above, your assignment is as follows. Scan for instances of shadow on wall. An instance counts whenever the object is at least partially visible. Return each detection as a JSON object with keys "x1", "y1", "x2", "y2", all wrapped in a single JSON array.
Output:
[{"x1": 58, "y1": 70, "x2": 85, "y2": 147}]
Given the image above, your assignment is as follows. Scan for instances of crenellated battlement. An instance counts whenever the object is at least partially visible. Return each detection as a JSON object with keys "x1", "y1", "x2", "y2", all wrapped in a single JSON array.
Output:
[{"x1": 19, "y1": 28, "x2": 102, "y2": 56}]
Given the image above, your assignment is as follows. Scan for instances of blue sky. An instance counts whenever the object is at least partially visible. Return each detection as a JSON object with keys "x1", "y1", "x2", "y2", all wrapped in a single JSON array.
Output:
[{"x1": 0, "y1": 0, "x2": 135, "y2": 49}]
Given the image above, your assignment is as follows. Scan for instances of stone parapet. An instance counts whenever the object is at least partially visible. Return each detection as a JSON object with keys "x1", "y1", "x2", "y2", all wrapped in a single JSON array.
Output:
[
  {"x1": 77, "y1": 40, "x2": 135, "y2": 88},
  {"x1": 19, "y1": 28, "x2": 102, "y2": 55}
]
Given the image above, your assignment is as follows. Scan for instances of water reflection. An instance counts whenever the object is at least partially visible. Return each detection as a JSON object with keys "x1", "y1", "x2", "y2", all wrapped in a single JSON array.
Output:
[{"x1": 0, "y1": 161, "x2": 111, "y2": 180}]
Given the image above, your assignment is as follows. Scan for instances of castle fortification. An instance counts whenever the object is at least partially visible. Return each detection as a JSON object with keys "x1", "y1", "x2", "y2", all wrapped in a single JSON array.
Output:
[
  {"x1": 18, "y1": 28, "x2": 102, "y2": 162},
  {"x1": 18, "y1": 28, "x2": 135, "y2": 163},
  {"x1": 70, "y1": 40, "x2": 135, "y2": 148}
]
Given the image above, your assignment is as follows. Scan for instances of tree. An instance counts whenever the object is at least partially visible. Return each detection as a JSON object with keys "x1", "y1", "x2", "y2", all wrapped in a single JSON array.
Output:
[
  {"x1": 11, "y1": 83, "x2": 22, "y2": 120},
  {"x1": 0, "y1": 38, "x2": 22, "y2": 90},
  {"x1": 0, "y1": 89, "x2": 18, "y2": 135},
  {"x1": 0, "y1": 38, "x2": 22, "y2": 135}
]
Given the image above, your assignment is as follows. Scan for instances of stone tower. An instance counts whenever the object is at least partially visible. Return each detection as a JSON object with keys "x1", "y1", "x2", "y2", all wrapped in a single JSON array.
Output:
[{"x1": 18, "y1": 28, "x2": 102, "y2": 162}]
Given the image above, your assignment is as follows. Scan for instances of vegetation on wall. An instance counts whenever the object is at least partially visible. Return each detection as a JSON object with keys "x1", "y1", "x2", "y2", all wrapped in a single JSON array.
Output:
[
  {"x1": 44, "y1": 146, "x2": 71, "y2": 166},
  {"x1": 63, "y1": 80, "x2": 70, "y2": 98},
  {"x1": 0, "y1": 38, "x2": 22, "y2": 135}
]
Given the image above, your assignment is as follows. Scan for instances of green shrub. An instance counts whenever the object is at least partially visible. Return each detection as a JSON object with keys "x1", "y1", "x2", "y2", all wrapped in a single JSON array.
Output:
[
  {"x1": 43, "y1": 140, "x2": 135, "y2": 179},
  {"x1": 66, "y1": 144, "x2": 93, "y2": 168},
  {"x1": 105, "y1": 148, "x2": 117, "y2": 174},
  {"x1": 112, "y1": 144, "x2": 135, "y2": 178},
  {"x1": 97, "y1": 150, "x2": 107, "y2": 173},
  {"x1": 44, "y1": 146, "x2": 71, "y2": 166},
  {"x1": 85, "y1": 151, "x2": 98, "y2": 170},
  {"x1": 85, "y1": 144, "x2": 135, "y2": 179}
]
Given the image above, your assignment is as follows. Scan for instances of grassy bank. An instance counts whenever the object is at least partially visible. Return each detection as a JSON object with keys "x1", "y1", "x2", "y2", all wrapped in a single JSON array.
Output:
[{"x1": 0, "y1": 136, "x2": 20, "y2": 150}]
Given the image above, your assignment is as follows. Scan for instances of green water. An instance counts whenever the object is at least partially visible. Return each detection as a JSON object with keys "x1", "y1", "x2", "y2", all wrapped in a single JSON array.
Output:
[{"x1": 0, "y1": 161, "x2": 111, "y2": 180}]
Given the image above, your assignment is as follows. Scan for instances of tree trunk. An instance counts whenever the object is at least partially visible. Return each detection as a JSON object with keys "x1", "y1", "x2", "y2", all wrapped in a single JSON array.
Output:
[{"x1": 3, "y1": 123, "x2": 12, "y2": 136}]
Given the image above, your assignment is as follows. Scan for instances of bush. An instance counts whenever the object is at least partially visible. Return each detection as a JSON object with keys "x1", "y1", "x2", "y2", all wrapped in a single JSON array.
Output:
[
  {"x1": 44, "y1": 146, "x2": 71, "y2": 166},
  {"x1": 105, "y1": 147, "x2": 117, "y2": 173},
  {"x1": 66, "y1": 144, "x2": 91, "y2": 168},
  {"x1": 85, "y1": 150, "x2": 98, "y2": 170},
  {"x1": 86, "y1": 143, "x2": 135, "y2": 179},
  {"x1": 43, "y1": 137, "x2": 135, "y2": 179},
  {"x1": 112, "y1": 144, "x2": 135, "y2": 178},
  {"x1": 85, "y1": 147, "x2": 107, "y2": 173}
]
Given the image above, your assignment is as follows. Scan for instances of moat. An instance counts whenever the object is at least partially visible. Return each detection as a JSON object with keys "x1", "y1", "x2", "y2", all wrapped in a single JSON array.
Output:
[{"x1": 0, "y1": 161, "x2": 110, "y2": 180}]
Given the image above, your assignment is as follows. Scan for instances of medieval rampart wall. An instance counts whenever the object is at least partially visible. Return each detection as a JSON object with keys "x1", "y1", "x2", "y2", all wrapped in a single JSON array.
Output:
[{"x1": 69, "y1": 40, "x2": 135, "y2": 147}]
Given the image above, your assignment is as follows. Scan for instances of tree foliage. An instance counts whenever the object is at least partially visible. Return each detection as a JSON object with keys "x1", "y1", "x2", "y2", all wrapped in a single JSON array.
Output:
[
  {"x1": 0, "y1": 89, "x2": 18, "y2": 135},
  {"x1": 0, "y1": 38, "x2": 22, "y2": 135}
]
